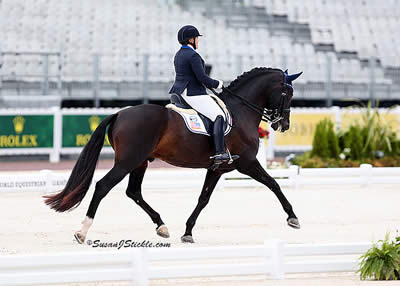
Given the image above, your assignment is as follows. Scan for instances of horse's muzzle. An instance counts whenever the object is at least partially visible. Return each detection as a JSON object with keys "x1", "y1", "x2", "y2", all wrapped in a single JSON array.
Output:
[
  {"x1": 281, "y1": 121, "x2": 290, "y2": 132},
  {"x1": 271, "y1": 120, "x2": 289, "y2": 133}
]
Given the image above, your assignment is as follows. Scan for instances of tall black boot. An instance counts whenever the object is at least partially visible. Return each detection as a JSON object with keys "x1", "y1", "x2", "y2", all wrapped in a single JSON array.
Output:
[{"x1": 212, "y1": 115, "x2": 231, "y2": 165}]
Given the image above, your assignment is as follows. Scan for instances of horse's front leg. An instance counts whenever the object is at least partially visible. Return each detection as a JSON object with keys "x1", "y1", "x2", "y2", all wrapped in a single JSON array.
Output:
[
  {"x1": 238, "y1": 159, "x2": 300, "y2": 229},
  {"x1": 181, "y1": 169, "x2": 222, "y2": 243}
]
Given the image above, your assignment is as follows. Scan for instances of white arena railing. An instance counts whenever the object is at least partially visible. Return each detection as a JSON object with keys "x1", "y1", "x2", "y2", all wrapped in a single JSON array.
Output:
[
  {"x1": 0, "y1": 240, "x2": 372, "y2": 286},
  {"x1": 0, "y1": 164, "x2": 400, "y2": 193},
  {"x1": 222, "y1": 164, "x2": 400, "y2": 189}
]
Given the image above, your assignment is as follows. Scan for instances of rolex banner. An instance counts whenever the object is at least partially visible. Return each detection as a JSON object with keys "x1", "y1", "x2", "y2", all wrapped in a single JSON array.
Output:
[
  {"x1": 0, "y1": 115, "x2": 54, "y2": 148},
  {"x1": 62, "y1": 115, "x2": 111, "y2": 148}
]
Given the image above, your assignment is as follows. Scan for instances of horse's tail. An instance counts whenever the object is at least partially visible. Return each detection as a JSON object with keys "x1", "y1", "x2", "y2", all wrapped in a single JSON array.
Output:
[{"x1": 43, "y1": 113, "x2": 118, "y2": 212}]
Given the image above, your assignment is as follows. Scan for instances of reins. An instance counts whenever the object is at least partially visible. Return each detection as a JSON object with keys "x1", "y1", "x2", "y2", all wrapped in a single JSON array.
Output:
[
  {"x1": 222, "y1": 86, "x2": 285, "y2": 124},
  {"x1": 209, "y1": 72, "x2": 292, "y2": 125}
]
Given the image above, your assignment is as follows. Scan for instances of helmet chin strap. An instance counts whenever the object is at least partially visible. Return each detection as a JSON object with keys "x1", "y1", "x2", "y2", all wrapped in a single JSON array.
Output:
[{"x1": 189, "y1": 38, "x2": 196, "y2": 50}]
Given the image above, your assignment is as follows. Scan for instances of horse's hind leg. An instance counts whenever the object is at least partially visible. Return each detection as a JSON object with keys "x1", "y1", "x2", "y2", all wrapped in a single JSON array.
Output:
[
  {"x1": 126, "y1": 161, "x2": 169, "y2": 238},
  {"x1": 74, "y1": 165, "x2": 128, "y2": 244}
]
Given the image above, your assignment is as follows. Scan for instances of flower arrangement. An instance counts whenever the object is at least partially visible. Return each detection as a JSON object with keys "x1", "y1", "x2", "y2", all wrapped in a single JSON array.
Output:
[{"x1": 258, "y1": 127, "x2": 269, "y2": 139}]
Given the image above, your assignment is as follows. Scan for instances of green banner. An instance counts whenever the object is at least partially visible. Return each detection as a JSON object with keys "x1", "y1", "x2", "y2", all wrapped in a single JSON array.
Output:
[
  {"x1": 62, "y1": 114, "x2": 111, "y2": 148},
  {"x1": 0, "y1": 115, "x2": 54, "y2": 148}
]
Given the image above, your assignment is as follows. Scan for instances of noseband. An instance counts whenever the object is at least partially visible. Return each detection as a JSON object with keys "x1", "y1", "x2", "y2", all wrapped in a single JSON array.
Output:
[
  {"x1": 263, "y1": 82, "x2": 292, "y2": 124},
  {"x1": 219, "y1": 72, "x2": 292, "y2": 124}
]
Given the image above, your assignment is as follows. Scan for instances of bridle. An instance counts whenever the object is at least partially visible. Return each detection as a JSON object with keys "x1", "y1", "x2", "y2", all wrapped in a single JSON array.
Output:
[
  {"x1": 215, "y1": 72, "x2": 293, "y2": 124},
  {"x1": 262, "y1": 80, "x2": 292, "y2": 124}
]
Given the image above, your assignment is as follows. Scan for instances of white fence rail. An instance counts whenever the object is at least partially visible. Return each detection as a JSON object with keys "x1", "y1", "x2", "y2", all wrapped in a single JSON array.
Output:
[
  {"x1": 0, "y1": 164, "x2": 399, "y2": 193},
  {"x1": 0, "y1": 169, "x2": 209, "y2": 193},
  {"x1": 0, "y1": 241, "x2": 372, "y2": 285},
  {"x1": 222, "y1": 164, "x2": 400, "y2": 190}
]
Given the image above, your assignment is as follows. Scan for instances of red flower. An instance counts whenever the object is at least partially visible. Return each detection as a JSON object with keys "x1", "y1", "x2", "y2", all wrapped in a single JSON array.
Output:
[{"x1": 258, "y1": 127, "x2": 269, "y2": 138}]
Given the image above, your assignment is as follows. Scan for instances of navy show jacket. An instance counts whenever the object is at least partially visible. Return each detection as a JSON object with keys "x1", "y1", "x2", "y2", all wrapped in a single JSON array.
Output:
[{"x1": 169, "y1": 46, "x2": 219, "y2": 96}]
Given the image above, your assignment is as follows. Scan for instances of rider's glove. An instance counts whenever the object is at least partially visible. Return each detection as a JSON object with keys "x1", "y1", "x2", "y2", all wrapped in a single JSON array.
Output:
[{"x1": 217, "y1": 80, "x2": 223, "y2": 89}]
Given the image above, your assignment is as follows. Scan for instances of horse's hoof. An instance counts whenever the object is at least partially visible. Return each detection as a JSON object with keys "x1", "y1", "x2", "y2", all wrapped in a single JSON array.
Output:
[
  {"x1": 156, "y1": 225, "x2": 170, "y2": 238},
  {"x1": 181, "y1": 235, "x2": 195, "y2": 243},
  {"x1": 287, "y1": 218, "x2": 301, "y2": 229},
  {"x1": 74, "y1": 231, "x2": 86, "y2": 244}
]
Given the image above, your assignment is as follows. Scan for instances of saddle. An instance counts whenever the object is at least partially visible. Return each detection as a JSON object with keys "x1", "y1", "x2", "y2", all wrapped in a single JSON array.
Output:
[{"x1": 166, "y1": 93, "x2": 232, "y2": 136}]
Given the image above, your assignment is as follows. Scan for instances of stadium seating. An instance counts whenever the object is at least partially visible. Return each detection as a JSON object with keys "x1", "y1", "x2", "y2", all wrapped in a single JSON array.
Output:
[
  {"x1": 262, "y1": 0, "x2": 400, "y2": 66},
  {"x1": 0, "y1": 0, "x2": 397, "y2": 88}
]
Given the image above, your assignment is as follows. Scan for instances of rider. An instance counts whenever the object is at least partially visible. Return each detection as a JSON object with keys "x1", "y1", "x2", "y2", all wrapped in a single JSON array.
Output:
[{"x1": 169, "y1": 25, "x2": 233, "y2": 165}]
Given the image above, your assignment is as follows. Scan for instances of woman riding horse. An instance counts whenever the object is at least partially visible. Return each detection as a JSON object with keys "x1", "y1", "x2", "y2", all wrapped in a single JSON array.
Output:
[
  {"x1": 169, "y1": 25, "x2": 236, "y2": 165},
  {"x1": 44, "y1": 37, "x2": 302, "y2": 244}
]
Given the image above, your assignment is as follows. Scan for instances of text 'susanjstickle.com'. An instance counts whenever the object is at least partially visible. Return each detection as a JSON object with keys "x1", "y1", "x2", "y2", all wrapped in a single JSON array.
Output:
[{"x1": 86, "y1": 239, "x2": 171, "y2": 249}]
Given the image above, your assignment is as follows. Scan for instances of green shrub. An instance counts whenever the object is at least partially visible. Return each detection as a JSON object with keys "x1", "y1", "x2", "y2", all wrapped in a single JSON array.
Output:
[
  {"x1": 386, "y1": 134, "x2": 400, "y2": 156},
  {"x1": 295, "y1": 102, "x2": 400, "y2": 167},
  {"x1": 339, "y1": 103, "x2": 400, "y2": 159},
  {"x1": 344, "y1": 126, "x2": 364, "y2": 160},
  {"x1": 311, "y1": 119, "x2": 330, "y2": 158},
  {"x1": 326, "y1": 120, "x2": 340, "y2": 159},
  {"x1": 358, "y1": 234, "x2": 400, "y2": 280},
  {"x1": 311, "y1": 118, "x2": 339, "y2": 159},
  {"x1": 358, "y1": 103, "x2": 397, "y2": 157}
]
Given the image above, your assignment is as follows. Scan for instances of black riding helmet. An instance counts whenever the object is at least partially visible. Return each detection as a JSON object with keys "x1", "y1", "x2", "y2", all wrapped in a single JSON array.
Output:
[{"x1": 177, "y1": 25, "x2": 202, "y2": 49}]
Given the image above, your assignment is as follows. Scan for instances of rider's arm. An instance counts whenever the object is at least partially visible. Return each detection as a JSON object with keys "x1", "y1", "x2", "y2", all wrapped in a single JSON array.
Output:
[{"x1": 189, "y1": 54, "x2": 223, "y2": 89}]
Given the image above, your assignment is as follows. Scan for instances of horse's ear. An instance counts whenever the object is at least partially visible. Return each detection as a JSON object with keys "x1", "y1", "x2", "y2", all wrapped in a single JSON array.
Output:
[{"x1": 287, "y1": 71, "x2": 303, "y2": 82}]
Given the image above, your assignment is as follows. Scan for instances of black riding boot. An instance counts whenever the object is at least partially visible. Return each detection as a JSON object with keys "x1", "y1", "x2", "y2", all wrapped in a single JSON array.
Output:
[{"x1": 212, "y1": 115, "x2": 231, "y2": 165}]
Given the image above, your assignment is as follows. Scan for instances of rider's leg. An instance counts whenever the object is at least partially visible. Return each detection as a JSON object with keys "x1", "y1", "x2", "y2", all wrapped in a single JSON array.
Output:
[
  {"x1": 212, "y1": 115, "x2": 231, "y2": 164},
  {"x1": 181, "y1": 92, "x2": 232, "y2": 164},
  {"x1": 181, "y1": 92, "x2": 225, "y2": 122}
]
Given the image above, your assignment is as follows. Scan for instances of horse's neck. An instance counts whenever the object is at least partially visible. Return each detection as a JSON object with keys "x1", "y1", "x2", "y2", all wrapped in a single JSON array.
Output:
[{"x1": 226, "y1": 77, "x2": 269, "y2": 127}]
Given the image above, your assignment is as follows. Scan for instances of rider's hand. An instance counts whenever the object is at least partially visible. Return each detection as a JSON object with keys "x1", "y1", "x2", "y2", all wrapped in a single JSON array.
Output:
[{"x1": 217, "y1": 80, "x2": 223, "y2": 89}]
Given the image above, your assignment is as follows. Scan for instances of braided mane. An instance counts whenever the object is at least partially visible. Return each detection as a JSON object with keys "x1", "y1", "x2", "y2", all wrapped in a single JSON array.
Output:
[{"x1": 226, "y1": 67, "x2": 282, "y2": 91}]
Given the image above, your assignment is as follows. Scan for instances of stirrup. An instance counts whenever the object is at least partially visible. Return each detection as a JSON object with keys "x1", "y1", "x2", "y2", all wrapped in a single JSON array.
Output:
[
  {"x1": 209, "y1": 148, "x2": 240, "y2": 165},
  {"x1": 210, "y1": 153, "x2": 231, "y2": 165},
  {"x1": 225, "y1": 148, "x2": 240, "y2": 164}
]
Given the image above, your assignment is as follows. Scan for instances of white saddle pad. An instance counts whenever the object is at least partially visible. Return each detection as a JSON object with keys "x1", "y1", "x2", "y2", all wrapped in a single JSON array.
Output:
[{"x1": 166, "y1": 105, "x2": 232, "y2": 136}]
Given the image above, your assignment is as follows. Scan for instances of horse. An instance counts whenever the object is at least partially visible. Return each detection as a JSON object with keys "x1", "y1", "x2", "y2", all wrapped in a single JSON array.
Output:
[{"x1": 44, "y1": 67, "x2": 302, "y2": 244}]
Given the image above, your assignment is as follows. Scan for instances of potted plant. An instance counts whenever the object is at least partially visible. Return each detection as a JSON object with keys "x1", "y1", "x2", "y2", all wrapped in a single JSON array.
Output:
[{"x1": 358, "y1": 233, "x2": 400, "y2": 280}]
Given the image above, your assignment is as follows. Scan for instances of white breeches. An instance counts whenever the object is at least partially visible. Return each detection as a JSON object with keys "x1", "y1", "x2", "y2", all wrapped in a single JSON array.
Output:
[{"x1": 181, "y1": 89, "x2": 225, "y2": 122}]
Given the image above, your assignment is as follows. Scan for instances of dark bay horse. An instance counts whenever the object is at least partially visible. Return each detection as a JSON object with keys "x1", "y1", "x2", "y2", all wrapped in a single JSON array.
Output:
[{"x1": 44, "y1": 67, "x2": 302, "y2": 244}]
